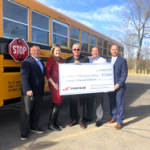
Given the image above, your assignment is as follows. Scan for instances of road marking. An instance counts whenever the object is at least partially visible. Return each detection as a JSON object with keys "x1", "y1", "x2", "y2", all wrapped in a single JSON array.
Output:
[{"x1": 50, "y1": 117, "x2": 138, "y2": 142}]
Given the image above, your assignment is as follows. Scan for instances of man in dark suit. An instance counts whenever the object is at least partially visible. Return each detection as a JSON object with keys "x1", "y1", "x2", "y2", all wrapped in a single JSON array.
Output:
[
  {"x1": 65, "y1": 43, "x2": 89, "y2": 129},
  {"x1": 107, "y1": 45, "x2": 128, "y2": 130},
  {"x1": 20, "y1": 45, "x2": 45, "y2": 140}
]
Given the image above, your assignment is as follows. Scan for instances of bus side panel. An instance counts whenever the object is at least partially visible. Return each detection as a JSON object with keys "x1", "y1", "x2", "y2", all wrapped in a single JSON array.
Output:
[
  {"x1": 0, "y1": 54, "x2": 3, "y2": 106},
  {"x1": 2, "y1": 72, "x2": 21, "y2": 100},
  {"x1": 40, "y1": 49, "x2": 73, "y2": 59},
  {"x1": 60, "y1": 52, "x2": 73, "y2": 59},
  {"x1": 2, "y1": 73, "x2": 51, "y2": 102}
]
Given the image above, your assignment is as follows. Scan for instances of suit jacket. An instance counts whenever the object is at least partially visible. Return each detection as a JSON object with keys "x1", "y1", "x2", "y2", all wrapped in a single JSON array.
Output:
[
  {"x1": 21, "y1": 56, "x2": 45, "y2": 96},
  {"x1": 107, "y1": 56, "x2": 128, "y2": 90},
  {"x1": 65, "y1": 55, "x2": 89, "y2": 63}
]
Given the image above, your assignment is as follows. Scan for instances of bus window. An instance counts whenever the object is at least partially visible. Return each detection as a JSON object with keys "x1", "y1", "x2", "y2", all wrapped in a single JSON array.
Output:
[
  {"x1": 81, "y1": 31, "x2": 89, "y2": 52},
  {"x1": 120, "y1": 48, "x2": 122, "y2": 57},
  {"x1": 97, "y1": 38, "x2": 103, "y2": 55},
  {"x1": 119, "y1": 47, "x2": 123, "y2": 57},
  {"x1": 103, "y1": 40, "x2": 108, "y2": 56},
  {"x1": 90, "y1": 35, "x2": 96, "y2": 52},
  {"x1": 121, "y1": 48, "x2": 124, "y2": 57},
  {"x1": 3, "y1": 0, "x2": 28, "y2": 40},
  {"x1": 52, "y1": 19, "x2": 69, "y2": 48},
  {"x1": 32, "y1": 11, "x2": 49, "y2": 45},
  {"x1": 109, "y1": 43, "x2": 113, "y2": 56},
  {"x1": 70, "y1": 27, "x2": 80, "y2": 49},
  {"x1": 118, "y1": 46, "x2": 121, "y2": 56}
]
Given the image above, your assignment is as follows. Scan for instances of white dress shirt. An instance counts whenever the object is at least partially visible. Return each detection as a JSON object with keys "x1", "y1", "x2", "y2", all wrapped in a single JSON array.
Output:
[
  {"x1": 88, "y1": 56, "x2": 107, "y2": 63},
  {"x1": 111, "y1": 55, "x2": 118, "y2": 65},
  {"x1": 32, "y1": 56, "x2": 43, "y2": 73}
]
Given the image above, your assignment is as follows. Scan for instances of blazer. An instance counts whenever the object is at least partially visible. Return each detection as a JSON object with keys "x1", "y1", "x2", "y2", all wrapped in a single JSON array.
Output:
[
  {"x1": 107, "y1": 56, "x2": 128, "y2": 90},
  {"x1": 65, "y1": 55, "x2": 89, "y2": 63},
  {"x1": 21, "y1": 56, "x2": 45, "y2": 96}
]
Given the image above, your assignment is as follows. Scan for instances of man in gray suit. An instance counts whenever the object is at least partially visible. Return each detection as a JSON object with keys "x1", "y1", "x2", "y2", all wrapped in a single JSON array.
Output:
[{"x1": 85, "y1": 46, "x2": 107, "y2": 127}]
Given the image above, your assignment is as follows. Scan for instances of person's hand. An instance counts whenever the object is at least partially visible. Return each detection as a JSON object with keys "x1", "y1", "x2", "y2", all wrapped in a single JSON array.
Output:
[
  {"x1": 53, "y1": 83, "x2": 59, "y2": 90},
  {"x1": 74, "y1": 61, "x2": 80, "y2": 64},
  {"x1": 26, "y1": 90, "x2": 33, "y2": 96},
  {"x1": 114, "y1": 84, "x2": 120, "y2": 91}
]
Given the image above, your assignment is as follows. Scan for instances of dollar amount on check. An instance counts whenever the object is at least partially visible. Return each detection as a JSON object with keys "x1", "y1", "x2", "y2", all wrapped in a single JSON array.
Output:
[{"x1": 59, "y1": 63, "x2": 114, "y2": 95}]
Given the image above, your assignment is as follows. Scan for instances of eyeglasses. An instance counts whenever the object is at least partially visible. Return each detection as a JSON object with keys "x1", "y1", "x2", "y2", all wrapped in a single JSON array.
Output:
[{"x1": 73, "y1": 49, "x2": 80, "y2": 51}]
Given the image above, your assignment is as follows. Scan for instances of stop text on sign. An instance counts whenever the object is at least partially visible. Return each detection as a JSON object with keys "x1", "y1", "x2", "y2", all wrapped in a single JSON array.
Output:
[
  {"x1": 13, "y1": 46, "x2": 27, "y2": 55},
  {"x1": 8, "y1": 38, "x2": 29, "y2": 62}
]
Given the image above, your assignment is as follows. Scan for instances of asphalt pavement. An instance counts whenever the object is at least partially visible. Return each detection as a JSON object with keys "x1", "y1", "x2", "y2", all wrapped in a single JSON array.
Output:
[{"x1": 0, "y1": 75, "x2": 150, "y2": 150}]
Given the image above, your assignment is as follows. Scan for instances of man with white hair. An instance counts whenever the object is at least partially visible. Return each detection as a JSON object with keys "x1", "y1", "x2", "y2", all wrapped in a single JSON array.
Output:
[{"x1": 65, "y1": 43, "x2": 89, "y2": 129}]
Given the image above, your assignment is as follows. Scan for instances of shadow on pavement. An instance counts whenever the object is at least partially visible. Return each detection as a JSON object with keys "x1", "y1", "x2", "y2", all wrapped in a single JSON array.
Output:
[
  {"x1": 85, "y1": 82, "x2": 150, "y2": 128},
  {"x1": 0, "y1": 81, "x2": 150, "y2": 149},
  {"x1": 123, "y1": 83, "x2": 150, "y2": 127},
  {"x1": 0, "y1": 96, "x2": 70, "y2": 150}
]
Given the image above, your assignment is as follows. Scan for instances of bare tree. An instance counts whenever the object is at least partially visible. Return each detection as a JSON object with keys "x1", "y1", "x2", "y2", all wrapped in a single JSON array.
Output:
[
  {"x1": 124, "y1": 37, "x2": 136, "y2": 70},
  {"x1": 115, "y1": 0, "x2": 150, "y2": 71},
  {"x1": 138, "y1": 41, "x2": 150, "y2": 72}
]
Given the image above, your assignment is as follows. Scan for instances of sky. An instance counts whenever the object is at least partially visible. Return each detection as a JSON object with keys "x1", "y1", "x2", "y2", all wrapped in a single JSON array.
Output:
[{"x1": 37, "y1": 0, "x2": 126, "y2": 43}]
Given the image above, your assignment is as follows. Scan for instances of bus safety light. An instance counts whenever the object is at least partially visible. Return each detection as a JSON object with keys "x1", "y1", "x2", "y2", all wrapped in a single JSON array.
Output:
[
  {"x1": 18, "y1": 55, "x2": 24, "y2": 61},
  {"x1": 17, "y1": 39, "x2": 23, "y2": 45}
]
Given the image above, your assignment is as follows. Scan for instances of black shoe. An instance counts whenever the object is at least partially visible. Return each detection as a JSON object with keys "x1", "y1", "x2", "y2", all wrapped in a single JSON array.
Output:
[
  {"x1": 48, "y1": 124, "x2": 61, "y2": 131},
  {"x1": 55, "y1": 122, "x2": 65, "y2": 129},
  {"x1": 95, "y1": 121, "x2": 103, "y2": 127},
  {"x1": 84, "y1": 118, "x2": 93, "y2": 123},
  {"x1": 30, "y1": 128, "x2": 44, "y2": 133},
  {"x1": 20, "y1": 133, "x2": 27, "y2": 140}
]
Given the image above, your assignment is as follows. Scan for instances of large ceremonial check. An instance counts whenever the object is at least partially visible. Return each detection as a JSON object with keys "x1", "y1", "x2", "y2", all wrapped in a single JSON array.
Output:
[{"x1": 59, "y1": 63, "x2": 114, "y2": 95}]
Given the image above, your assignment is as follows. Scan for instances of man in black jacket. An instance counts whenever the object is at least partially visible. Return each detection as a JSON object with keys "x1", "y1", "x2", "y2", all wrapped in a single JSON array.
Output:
[
  {"x1": 65, "y1": 43, "x2": 89, "y2": 129},
  {"x1": 20, "y1": 45, "x2": 45, "y2": 140}
]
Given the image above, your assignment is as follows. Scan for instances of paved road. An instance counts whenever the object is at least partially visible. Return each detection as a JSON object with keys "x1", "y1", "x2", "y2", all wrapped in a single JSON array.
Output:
[{"x1": 0, "y1": 75, "x2": 150, "y2": 150}]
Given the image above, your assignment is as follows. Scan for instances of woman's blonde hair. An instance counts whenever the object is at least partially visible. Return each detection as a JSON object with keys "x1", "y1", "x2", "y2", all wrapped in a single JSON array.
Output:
[{"x1": 50, "y1": 44, "x2": 61, "y2": 64}]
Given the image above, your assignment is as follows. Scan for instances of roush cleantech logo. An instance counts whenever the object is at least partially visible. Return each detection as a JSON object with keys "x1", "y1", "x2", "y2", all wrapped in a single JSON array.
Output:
[
  {"x1": 63, "y1": 86, "x2": 70, "y2": 91},
  {"x1": 70, "y1": 87, "x2": 86, "y2": 90}
]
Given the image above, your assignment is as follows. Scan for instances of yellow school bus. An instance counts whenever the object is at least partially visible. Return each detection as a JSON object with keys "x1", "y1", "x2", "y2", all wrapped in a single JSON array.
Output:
[{"x1": 0, "y1": 0, "x2": 124, "y2": 106}]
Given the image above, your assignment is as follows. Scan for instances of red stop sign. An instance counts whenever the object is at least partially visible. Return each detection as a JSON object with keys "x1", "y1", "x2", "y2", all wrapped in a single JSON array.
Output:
[{"x1": 9, "y1": 38, "x2": 29, "y2": 62}]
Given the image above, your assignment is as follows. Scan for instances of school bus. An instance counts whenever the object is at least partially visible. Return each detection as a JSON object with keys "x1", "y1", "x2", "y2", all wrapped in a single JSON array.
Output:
[{"x1": 0, "y1": 0, "x2": 124, "y2": 107}]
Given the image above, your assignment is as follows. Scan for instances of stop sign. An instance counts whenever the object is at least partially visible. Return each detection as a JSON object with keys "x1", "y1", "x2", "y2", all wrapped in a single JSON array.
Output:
[{"x1": 9, "y1": 38, "x2": 29, "y2": 62}]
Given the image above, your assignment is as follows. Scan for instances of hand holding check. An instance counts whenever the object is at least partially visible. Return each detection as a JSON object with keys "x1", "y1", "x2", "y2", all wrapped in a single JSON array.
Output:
[{"x1": 74, "y1": 61, "x2": 80, "y2": 64}]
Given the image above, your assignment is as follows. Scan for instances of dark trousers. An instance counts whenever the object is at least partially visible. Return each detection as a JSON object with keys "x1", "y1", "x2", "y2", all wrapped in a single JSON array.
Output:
[
  {"x1": 20, "y1": 95, "x2": 43, "y2": 134},
  {"x1": 49, "y1": 103, "x2": 62, "y2": 124},
  {"x1": 108, "y1": 88, "x2": 125, "y2": 125},
  {"x1": 86, "y1": 93, "x2": 103, "y2": 121},
  {"x1": 70, "y1": 94, "x2": 85, "y2": 123}
]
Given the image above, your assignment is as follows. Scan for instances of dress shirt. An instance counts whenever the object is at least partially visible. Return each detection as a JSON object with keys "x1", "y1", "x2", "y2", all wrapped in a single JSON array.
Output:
[
  {"x1": 73, "y1": 56, "x2": 79, "y2": 63},
  {"x1": 32, "y1": 55, "x2": 43, "y2": 73},
  {"x1": 88, "y1": 56, "x2": 106, "y2": 63},
  {"x1": 111, "y1": 55, "x2": 118, "y2": 65}
]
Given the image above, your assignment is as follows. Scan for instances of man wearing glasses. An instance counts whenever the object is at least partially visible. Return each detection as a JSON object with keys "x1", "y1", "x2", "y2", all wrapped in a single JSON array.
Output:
[{"x1": 65, "y1": 43, "x2": 89, "y2": 129}]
